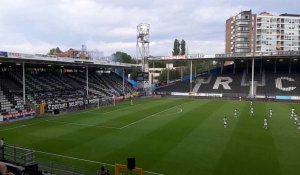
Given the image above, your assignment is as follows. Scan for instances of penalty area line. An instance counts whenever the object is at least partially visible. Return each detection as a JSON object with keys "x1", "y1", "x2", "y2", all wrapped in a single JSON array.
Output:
[
  {"x1": 46, "y1": 120, "x2": 120, "y2": 129},
  {"x1": 154, "y1": 108, "x2": 183, "y2": 118},
  {"x1": 119, "y1": 102, "x2": 188, "y2": 130},
  {"x1": 0, "y1": 125, "x2": 29, "y2": 131},
  {"x1": 0, "y1": 120, "x2": 49, "y2": 132},
  {"x1": 34, "y1": 150, "x2": 165, "y2": 175}
]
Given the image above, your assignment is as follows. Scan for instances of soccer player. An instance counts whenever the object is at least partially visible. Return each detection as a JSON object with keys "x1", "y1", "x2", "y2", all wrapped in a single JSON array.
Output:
[
  {"x1": 269, "y1": 109, "x2": 273, "y2": 118},
  {"x1": 130, "y1": 95, "x2": 133, "y2": 105},
  {"x1": 291, "y1": 107, "x2": 295, "y2": 119},
  {"x1": 250, "y1": 107, "x2": 254, "y2": 117},
  {"x1": 223, "y1": 116, "x2": 228, "y2": 128},
  {"x1": 297, "y1": 122, "x2": 300, "y2": 133},
  {"x1": 294, "y1": 114, "x2": 298, "y2": 125},
  {"x1": 234, "y1": 109, "x2": 238, "y2": 118},
  {"x1": 263, "y1": 118, "x2": 268, "y2": 130}
]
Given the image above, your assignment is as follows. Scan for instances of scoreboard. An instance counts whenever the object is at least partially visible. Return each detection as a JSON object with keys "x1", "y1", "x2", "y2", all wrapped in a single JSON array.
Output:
[
  {"x1": 137, "y1": 72, "x2": 149, "y2": 90},
  {"x1": 137, "y1": 72, "x2": 149, "y2": 82}
]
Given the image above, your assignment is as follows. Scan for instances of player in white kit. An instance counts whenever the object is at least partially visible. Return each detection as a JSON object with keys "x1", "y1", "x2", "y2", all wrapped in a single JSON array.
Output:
[
  {"x1": 291, "y1": 107, "x2": 295, "y2": 119},
  {"x1": 250, "y1": 107, "x2": 254, "y2": 117},
  {"x1": 269, "y1": 109, "x2": 273, "y2": 118},
  {"x1": 294, "y1": 114, "x2": 298, "y2": 124},
  {"x1": 223, "y1": 116, "x2": 228, "y2": 128},
  {"x1": 234, "y1": 109, "x2": 238, "y2": 118},
  {"x1": 263, "y1": 118, "x2": 268, "y2": 129}
]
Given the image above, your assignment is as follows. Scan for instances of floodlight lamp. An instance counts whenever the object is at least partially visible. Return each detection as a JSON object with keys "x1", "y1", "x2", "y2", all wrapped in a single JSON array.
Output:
[{"x1": 137, "y1": 23, "x2": 150, "y2": 36}]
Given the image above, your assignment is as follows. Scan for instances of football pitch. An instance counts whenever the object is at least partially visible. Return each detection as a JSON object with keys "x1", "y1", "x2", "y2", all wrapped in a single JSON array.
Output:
[{"x1": 1, "y1": 97, "x2": 300, "y2": 175}]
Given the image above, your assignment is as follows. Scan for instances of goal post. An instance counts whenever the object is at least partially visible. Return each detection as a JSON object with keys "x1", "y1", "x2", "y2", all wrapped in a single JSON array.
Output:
[{"x1": 114, "y1": 164, "x2": 144, "y2": 175}]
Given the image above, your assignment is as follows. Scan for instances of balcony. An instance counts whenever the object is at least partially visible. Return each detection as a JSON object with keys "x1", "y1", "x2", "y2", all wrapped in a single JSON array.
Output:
[
  {"x1": 257, "y1": 18, "x2": 262, "y2": 22},
  {"x1": 236, "y1": 21, "x2": 249, "y2": 26},
  {"x1": 235, "y1": 33, "x2": 248, "y2": 37},
  {"x1": 236, "y1": 45, "x2": 249, "y2": 49}
]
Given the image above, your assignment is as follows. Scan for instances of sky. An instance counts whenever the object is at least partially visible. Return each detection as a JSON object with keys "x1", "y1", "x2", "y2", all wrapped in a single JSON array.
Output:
[{"x1": 0, "y1": 0, "x2": 299, "y2": 57}]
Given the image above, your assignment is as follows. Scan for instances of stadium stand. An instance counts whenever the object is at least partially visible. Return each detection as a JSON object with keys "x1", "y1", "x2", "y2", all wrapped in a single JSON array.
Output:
[
  {"x1": 155, "y1": 59, "x2": 300, "y2": 99},
  {"x1": 155, "y1": 80, "x2": 194, "y2": 93},
  {"x1": 0, "y1": 67, "x2": 134, "y2": 118}
]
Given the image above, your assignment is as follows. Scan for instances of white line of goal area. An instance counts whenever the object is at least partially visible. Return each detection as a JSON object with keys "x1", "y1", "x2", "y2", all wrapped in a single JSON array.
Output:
[
  {"x1": 51, "y1": 105, "x2": 128, "y2": 120},
  {"x1": 119, "y1": 103, "x2": 185, "y2": 130},
  {"x1": 34, "y1": 150, "x2": 165, "y2": 175},
  {"x1": 80, "y1": 105, "x2": 124, "y2": 114},
  {"x1": 38, "y1": 105, "x2": 139, "y2": 130},
  {"x1": 46, "y1": 102, "x2": 185, "y2": 130},
  {"x1": 45, "y1": 120, "x2": 120, "y2": 129},
  {"x1": 46, "y1": 103, "x2": 183, "y2": 130},
  {"x1": 81, "y1": 102, "x2": 143, "y2": 115},
  {"x1": 0, "y1": 102, "x2": 185, "y2": 132},
  {"x1": 0, "y1": 120, "x2": 49, "y2": 132}
]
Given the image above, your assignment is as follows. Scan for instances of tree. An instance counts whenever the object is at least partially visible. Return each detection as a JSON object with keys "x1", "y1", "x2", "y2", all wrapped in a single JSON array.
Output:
[
  {"x1": 158, "y1": 68, "x2": 181, "y2": 83},
  {"x1": 150, "y1": 61, "x2": 166, "y2": 68},
  {"x1": 180, "y1": 40, "x2": 186, "y2": 55},
  {"x1": 112, "y1": 51, "x2": 135, "y2": 64},
  {"x1": 172, "y1": 39, "x2": 180, "y2": 56},
  {"x1": 128, "y1": 69, "x2": 138, "y2": 80},
  {"x1": 48, "y1": 47, "x2": 62, "y2": 55},
  {"x1": 155, "y1": 60, "x2": 218, "y2": 83}
]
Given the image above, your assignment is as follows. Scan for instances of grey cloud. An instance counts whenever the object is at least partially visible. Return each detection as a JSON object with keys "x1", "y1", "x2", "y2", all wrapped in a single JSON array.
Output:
[{"x1": 0, "y1": 0, "x2": 299, "y2": 56}]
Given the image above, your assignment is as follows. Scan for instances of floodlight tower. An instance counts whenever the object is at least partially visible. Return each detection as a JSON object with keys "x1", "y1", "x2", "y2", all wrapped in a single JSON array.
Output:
[{"x1": 136, "y1": 23, "x2": 150, "y2": 72}]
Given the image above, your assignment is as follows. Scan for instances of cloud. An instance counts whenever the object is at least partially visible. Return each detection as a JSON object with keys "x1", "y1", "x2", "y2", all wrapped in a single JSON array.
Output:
[
  {"x1": 0, "y1": 0, "x2": 299, "y2": 56},
  {"x1": 0, "y1": 41, "x2": 59, "y2": 54}
]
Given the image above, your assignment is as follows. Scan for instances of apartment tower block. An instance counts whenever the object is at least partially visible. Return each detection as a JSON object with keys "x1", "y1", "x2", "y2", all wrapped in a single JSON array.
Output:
[{"x1": 226, "y1": 10, "x2": 300, "y2": 54}]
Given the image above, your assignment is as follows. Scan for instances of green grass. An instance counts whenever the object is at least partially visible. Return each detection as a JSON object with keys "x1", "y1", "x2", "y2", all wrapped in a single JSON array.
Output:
[{"x1": 1, "y1": 97, "x2": 300, "y2": 175}]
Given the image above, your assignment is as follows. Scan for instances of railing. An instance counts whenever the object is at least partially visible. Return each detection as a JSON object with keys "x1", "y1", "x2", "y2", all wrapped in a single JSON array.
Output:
[
  {"x1": 1, "y1": 144, "x2": 35, "y2": 166},
  {"x1": 36, "y1": 158, "x2": 90, "y2": 175},
  {"x1": 1, "y1": 144, "x2": 97, "y2": 175}
]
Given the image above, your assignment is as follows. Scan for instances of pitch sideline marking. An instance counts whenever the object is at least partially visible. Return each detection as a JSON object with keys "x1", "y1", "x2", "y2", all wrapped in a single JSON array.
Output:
[
  {"x1": 0, "y1": 120, "x2": 48, "y2": 132},
  {"x1": 53, "y1": 103, "x2": 143, "y2": 121},
  {"x1": 46, "y1": 120, "x2": 120, "y2": 129},
  {"x1": 0, "y1": 101, "x2": 187, "y2": 132},
  {"x1": 81, "y1": 105, "x2": 127, "y2": 114},
  {"x1": 154, "y1": 108, "x2": 183, "y2": 118},
  {"x1": 34, "y1": 150, "x2": 165, "y2": 175},
  {"x1": 1, "y1": 104, "x2": 147, "y2": 131},
  {"x1": 119, "y1": 102, "x2": 188, "y2": 130},
  {"x1": 0, "y1": 125, "x2": 29, "y2": 131}
]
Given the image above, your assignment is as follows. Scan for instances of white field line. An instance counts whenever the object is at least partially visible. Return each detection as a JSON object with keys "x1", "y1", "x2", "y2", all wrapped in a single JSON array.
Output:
[
  {"x1": 78, "y1": 108, "x2": 99, "y2": 114},
  {"x1": 154, "y1": 108, "x2": 183, "y2": 118},
  {"x1": 53, "y1": 103, "x2": 141, "y2": 121},
  {"x1": 34, "y1": 150, "x2": 165, "y2": 175},
  {"x1": 80, "y1": 106, "x2": 123, "y2": 114},
  {"x1": 0, "y1": 101, "x2": 187, "y2": 132},
  {"x1": 93, "y1": 103, "x2": 143, "y2": 117},
  {"x1": 45, "y1": 108, "x2": 127, "y2": 129},
  {"x1": 0, "y1": 125, "x2": 29, "y2": 131},
  {"x1": 40, "y1": 105, "x2": 133, "y2": 124},
  {"x1": 46, "y1": 120, "x2": 120, "y2": 129},
  {"x1": 119, "y1": 103, "x2": 186, "y2": 130},
  {"x1": 0, "y1": 104, "x2": 142, "y2": 132},
  {"x1": 0, "y1": 120, "x2": 48, "y2": 132}
]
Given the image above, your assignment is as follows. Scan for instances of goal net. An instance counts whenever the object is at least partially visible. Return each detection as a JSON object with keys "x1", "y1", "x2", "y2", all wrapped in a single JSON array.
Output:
[{"x1": 114, "y1": 164, "x2": 144, "y2": 175}]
